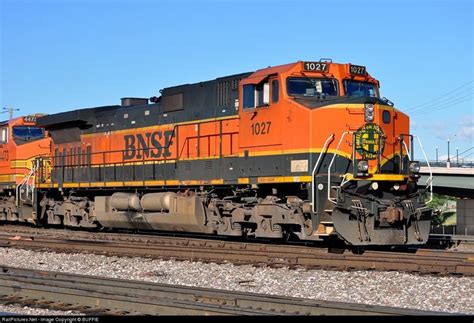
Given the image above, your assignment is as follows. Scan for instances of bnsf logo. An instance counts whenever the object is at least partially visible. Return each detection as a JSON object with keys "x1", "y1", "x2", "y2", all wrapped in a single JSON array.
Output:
[{"x1": 123, "y1": 130, "x2": 174, "y2": 160}]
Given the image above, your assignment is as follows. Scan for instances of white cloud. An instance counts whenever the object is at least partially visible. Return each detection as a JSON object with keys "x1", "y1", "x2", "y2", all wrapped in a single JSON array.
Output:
[
  {"x1": 455, "y1": 116, "x2": 474, "y2": 141},
  {"x1": 432, "y1": 121, "x2": 449, "y2": 141}
]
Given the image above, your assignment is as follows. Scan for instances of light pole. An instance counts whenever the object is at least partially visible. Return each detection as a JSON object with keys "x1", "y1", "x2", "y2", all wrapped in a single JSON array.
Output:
[
  {"x1": 447, "y1": 139, "x2": 451, "y2": 168},
  {"x1": 436, "y1": 147, "x2": 438, "y2": 166},
  {"x1": 456, "y1": 147, "x2": 459, "y2": 167},
  {"x1": 1, "y1": 107, "x2": 20, "y2": 120}
]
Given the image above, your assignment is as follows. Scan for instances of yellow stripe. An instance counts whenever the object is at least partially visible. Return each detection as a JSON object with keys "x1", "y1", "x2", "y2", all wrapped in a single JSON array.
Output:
[
  {"x1": 10, "y1": 157, "x2": 36, "y2": 169},
  {"x1": 344, "y1": 173, "x2": 406, "y2": 181},
  {"x1": 0, "y1": 174, "x2": 17, "y2": 182},
  {"x1": 81, "y1": 115, "x2": 237, "y2": 138},
  {"x1": 238, "y1": 178, "x2": 249, "y2": 184},
  {"x1": 36, "y1": 183, "x2": 59, "y2": 188},
  {"x1": 36, "y1": 175, "x2": 314, "y2": 189},
  {"x1": 257, "y1": 176, "x2": 312, "y2": 184},
  {"x1": 238, "y1": 148, "x2": 352, "y2": 159},
  {"x1": 58, "y1": 180, "x2": 188, "y2": 188}
]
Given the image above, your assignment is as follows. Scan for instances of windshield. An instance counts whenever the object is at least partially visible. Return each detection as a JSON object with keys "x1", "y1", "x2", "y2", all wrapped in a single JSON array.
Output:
[
  {"x1": 12, "y1": 126, "x2": 44, "y2": 141},
  {"x1": 343, "y1": 80, "x2": 378, "y2": 97},
  {"x1": 287, "y1": 78, "x2": 338, "y2": 97}
]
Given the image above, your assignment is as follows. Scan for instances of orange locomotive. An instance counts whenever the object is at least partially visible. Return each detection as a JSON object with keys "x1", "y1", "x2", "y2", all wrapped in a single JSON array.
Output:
[
  {"x1": 0, "y1": 115, "x2": 50, "y2": 222},
  {"x1": 4, "y1": 60, "x2": 433, "y2": 245}
]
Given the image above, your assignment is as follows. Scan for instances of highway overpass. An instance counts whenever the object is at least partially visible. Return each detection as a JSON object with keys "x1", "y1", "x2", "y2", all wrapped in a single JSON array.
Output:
[
  {"x1": 419, "y1": 166, "x2": 474, "y2": 235},
  {"x1": 419, "y1": 166, "x2": 473, "y2": 197}
]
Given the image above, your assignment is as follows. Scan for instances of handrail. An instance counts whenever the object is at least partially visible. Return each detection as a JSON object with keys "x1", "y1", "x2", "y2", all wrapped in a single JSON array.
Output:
[
  {"x1": 414, "y1": 135, "x2": 433, "y2": 204},
  {"x1": 311, "y1": 134, "x2": 334, "y2": 213},
  {"x1": 179, "y1": 131, "x2": 238, "y2": 159},
  {"x1": 49, "y1": 123, "x2": 238, "y2": 167},
  {"x1": 327, "y1": 131, "x2": 351, "y2": 204},
  {"x1": 402, "y1": 141, "x2": 411, "y2": 161},
  {"x1": 16, "y1": 159, "x2": 38, "y2": 206},
  {"x1": 399, "y1": 134, "x2": 433, "y2": 204}
]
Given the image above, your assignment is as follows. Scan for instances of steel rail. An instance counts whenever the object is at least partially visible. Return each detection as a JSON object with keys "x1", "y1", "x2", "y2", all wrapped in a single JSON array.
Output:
[
  {"x1": 0, "y1": 226, "x2": 472, "y2": 276},
  {"x1": 0, "y1": 266, "x2": 445, "y2": 316}
]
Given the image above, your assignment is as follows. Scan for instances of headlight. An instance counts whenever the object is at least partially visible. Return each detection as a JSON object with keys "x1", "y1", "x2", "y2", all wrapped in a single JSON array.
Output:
[
  {"x1": 364, "y1": 103, "x2": 374, "y2": 122},
  {"x1": 371, "y1": 182, "x2": 379, "y2": 190},
  {"x1": 357, "y1": 160, "x2": 369, "y2": 172},
  {"x1": 409, "y1": 161, "x2": 420, "y2": 173}
]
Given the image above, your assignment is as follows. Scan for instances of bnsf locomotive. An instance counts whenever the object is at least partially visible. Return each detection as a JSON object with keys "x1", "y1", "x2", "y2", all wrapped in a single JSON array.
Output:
[{"x1": 0, "y1": 60, "x2": 433, "y2": 246}]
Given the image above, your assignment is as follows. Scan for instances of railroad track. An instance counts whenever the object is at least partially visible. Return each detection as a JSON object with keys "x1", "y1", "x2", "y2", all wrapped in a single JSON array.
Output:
[
  {"x1": 428, "y1": 234, "x2": 474, "y2": 251},
  {"x1": 0, "y1": 225, "x2": 473, "y2": 276},
  {"x1": 0, "y1": 266, "x2": 445, "y2": 315}
]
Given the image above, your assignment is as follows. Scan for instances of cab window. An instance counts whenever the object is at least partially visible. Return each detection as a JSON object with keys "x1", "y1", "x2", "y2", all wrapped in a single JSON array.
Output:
[
  {"x1": 287, "y1": 78, "x2": 338, "y2": 97},
  {"x1": 343, "y1": 80, "x2": 378, "y2": 97},
  {"x1": 243, "y1": 82, "x2": 270, "y2": 109},
  {"x1": 12, "y1": 126, "x2": 44, "y2": 142},
  {"x1": 272, "y1": 80, "x2": 279, "y2": 103},
  {"x1": 243, "y1": 85, "x2": 255, "y2": 109}
]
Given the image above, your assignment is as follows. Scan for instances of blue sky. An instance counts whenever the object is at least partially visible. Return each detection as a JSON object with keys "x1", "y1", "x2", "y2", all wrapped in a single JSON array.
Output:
[{"x1": 1, "y1": 0, "x2": 473, "y2": 161}]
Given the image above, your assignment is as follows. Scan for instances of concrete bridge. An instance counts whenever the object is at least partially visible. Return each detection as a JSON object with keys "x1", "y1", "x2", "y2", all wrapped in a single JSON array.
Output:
[
  {"x1": 419, "y1": 165, "x2": 473, "y2": 235},
  {"x1": 419, "y1": 166, "x2": 473, "y2": 197}
]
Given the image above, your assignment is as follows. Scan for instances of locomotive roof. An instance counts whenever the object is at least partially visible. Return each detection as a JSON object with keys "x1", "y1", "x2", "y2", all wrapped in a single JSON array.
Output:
[
  {"x1": 37, "y1": 71, "x2": 253, "y2": 130},
  {"x1": 37, "y1": 105, "x2": 122, "y2": 129}
]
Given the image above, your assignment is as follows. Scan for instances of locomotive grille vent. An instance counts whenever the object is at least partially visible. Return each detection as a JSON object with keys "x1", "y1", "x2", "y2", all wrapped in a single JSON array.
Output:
[
  {"x1": 217, "y1": 79, "x2": 240, "y2": 107},
  {"x1": 205, "y1": 160, "x2": 213, "y2": 170}
]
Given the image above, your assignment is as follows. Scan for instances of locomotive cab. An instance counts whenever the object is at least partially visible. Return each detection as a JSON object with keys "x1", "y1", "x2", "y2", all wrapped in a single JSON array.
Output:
[
  {"x1": 0, "y1": 115, "x2": 51, "y2": 223},
  {"x1": 237, "y1": 60, "x2": 432, "y2": 245}
]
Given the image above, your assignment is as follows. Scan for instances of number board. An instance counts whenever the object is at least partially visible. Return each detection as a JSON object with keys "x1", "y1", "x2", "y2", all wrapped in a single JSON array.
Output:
[
  {"x1": 23, "y1": 115, "x2": 37, "y2": 123},
  {"x1": 303, "y1": 61, "x2": 329, "y2": 72},
  {"x1": 349, "y1": 64, "x2": 367, "y2": 76}
]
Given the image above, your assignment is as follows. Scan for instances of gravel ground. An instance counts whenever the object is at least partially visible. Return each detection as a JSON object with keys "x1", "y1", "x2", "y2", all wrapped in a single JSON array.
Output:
[
  {"x1": 0, "y1": 304, "x2": 82, "y2": 316},
  {"x1": 0, "y1": 248, "x2": 472, "y2": 315}
]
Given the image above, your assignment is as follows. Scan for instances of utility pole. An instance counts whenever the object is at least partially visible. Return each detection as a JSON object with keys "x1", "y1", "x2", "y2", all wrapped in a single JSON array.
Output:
[
  {"x1": 447, "y1": 139, "x2": 451, "y2": 168},
  {"x1": 1, "y1": 107, "x2": 20, "y2": 120}
]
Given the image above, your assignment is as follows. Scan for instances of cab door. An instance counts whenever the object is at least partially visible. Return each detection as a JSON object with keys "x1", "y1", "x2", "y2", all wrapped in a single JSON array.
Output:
[{"x1": 239, "y1": 76, "x2": 282, "y2": 150}]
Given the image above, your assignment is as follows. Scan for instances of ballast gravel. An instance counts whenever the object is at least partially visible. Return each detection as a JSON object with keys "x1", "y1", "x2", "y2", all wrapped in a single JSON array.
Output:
[
  {"x1": 0, "y1": 304, "x2": 82, "y2": 316},
  {"x1": 0, "y1": 248, "x2": 472, "y2": 315}
]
